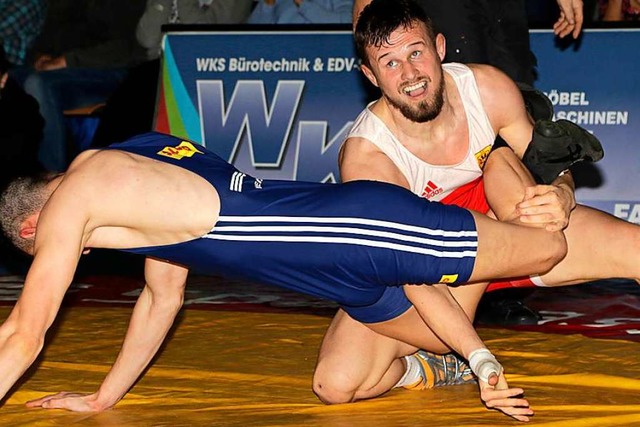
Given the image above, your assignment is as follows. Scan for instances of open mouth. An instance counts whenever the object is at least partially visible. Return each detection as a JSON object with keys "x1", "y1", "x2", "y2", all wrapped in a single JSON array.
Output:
[{"x1": 402, "y1": 81, "x2": 427, "y2": 96}]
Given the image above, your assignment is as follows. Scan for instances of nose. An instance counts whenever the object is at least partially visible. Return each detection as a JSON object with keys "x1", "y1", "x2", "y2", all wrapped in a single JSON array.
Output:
[{"x1": 400, "y1": 61, "x2": 418, "y2": 80}]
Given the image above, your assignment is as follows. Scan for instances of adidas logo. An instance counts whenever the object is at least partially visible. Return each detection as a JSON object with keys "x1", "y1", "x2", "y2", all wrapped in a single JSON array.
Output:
[
  {"x1": 230, "y1": 171, "x2": 246, "y2": 192},
  {"x1": 421, "y1": 181, "x2": 443, "y2": 199}
]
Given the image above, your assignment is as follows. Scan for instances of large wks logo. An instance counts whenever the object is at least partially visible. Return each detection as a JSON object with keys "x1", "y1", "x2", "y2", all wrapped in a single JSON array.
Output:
[{"x1": 197, "y1": 80, "x2": 347, "y2": 182}]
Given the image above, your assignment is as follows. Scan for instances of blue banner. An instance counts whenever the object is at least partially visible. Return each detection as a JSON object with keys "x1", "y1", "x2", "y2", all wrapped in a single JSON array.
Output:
[
  {"x1": 530, "y1": 29, "x2": 640, "y2": 223},
  {"x1": 156, "y1": 28, "x2": 363, "y2": 183},
  {"x1": 157, "y1": 27, "x2": 640, "y2": 223}
]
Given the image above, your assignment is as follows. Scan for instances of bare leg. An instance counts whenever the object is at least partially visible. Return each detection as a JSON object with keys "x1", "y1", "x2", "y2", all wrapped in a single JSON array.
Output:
[
  {"x1": 324, "y1": 216, "x2": 562, "y2": 409},
  {"x1": 469, "y1": 211, "x2": 567, "y2": 282},
  {"x1": 483, "y1": 147, "x2": 640, "y2": 285},
  {"x1": 483, "y1": 147, "x2": 536, "y2": 222},
  {"x1": 313, "y1": 280, "x2": 487, "y2": 403},
  {"x1": 313, "y1": 309, "x2": 416, "y2": 404},
  {"x1": 539, "y1": 205, "x2": 640, "y2": 285}
]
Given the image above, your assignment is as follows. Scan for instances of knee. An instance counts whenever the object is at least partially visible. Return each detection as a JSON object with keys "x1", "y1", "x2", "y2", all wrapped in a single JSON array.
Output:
[
  {"x1": 540, "y1": 231, "x2": 568, "y2": 273},
  {"x1": 312, "y1": 364, "x2": 357, "y2": 404}
]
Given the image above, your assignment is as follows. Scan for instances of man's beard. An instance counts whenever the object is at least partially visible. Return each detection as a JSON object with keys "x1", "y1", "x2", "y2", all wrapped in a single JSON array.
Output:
[{"x1": 387, "y1": 77, "x2": 445, "y2": 123}]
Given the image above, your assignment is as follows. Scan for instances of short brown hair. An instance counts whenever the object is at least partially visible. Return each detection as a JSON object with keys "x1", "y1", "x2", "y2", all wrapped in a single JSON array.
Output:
[
  {"x1": 354, "y1": 0, "x2": 437, "y2": 68},
  {"x1": 0, "y1": 173, "x2": 58, "y2": 253}
]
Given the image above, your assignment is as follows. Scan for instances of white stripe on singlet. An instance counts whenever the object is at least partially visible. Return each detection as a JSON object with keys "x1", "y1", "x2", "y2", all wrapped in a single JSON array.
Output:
[{"x1": 205, "y1": 215, "x2": 478, "y2": 259}]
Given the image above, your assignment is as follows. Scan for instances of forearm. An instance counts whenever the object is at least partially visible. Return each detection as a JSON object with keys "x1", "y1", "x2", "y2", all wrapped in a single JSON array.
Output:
[
  {"x1": 0, "y1": 330, "x2": 43, "y2": 401},
  {"x1": 552, "y1": 170, "x2": 575, "y2": 195},
  {"x1": 91, "y1": 285, "x2": 183, "y2": 410},
  {"x1": 403, "y1": 284, "x2": 485, "y2": 358},
  {"x1": 551, "y1": 170, "x2": 577, "y2": 214}
]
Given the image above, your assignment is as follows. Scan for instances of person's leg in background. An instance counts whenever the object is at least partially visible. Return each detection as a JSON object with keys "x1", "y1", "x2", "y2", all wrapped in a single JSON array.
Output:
[
  {"x1": 23, "y1": 67, "x2": 126, "y2": 171},
  {"x1": 91, "y1": 59, "x2": 161, "y2": 148}
]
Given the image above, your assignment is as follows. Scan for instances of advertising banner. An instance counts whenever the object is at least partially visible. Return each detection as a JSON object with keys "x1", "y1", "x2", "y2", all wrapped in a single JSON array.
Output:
[
  {"x1": 531, "y1": 29, "x2": 640, "y2": 223},
  {"x1": 155, "y1": 27, "x2": 640, "y2": 222},
  {"x1": 155, "y1": 27, "x2": 362, "y2": 183}
]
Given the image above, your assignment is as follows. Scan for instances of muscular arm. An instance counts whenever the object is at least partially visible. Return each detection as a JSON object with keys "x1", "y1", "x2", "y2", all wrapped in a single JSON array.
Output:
[
  {"x1": 403, "y1": 284, "x2": 487, "y2": 359},
  {"x1": 474, "y1": 65, "x2": 533, "y2": 159},
  {"x1": 474, "y1": 65, "x2": 576, "y2": 230},
  {"x1": 27, "y1": 257, "x2": 188, "y2": 411},
  {"x1": 0, "y1": 187, "x2": 87, "y2": 402},
  {"x1": 339, "y1": 136, "x2": 410, "y2": 187}
]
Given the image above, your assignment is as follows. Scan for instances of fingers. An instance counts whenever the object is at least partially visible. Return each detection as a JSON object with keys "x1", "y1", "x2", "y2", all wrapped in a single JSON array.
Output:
[
  {"x1": 487, "y1": 372, "x2": 499, "y2": 387},
  {"x1": 516, "y1": 186, "x2": 571, "y2": 229},
  {"x1": 485, "y1": 396, "x2": 530, "y2": 409},
  {"x1": 482, "y1": 385, "x2": 534, "y2": 422},
  {"x1": 25, "y1": 392, "x2": 94, "y2": 412},
  {"x1": 571, "y1": 3, "x2": 584, "y2": 38},
  {"x1": 488, "y1": 399, "x2": 534, "y2": 422},
  {"x1": 26, "y1": 392, "x2": 70, "y2": 407},
  {"x1": 495, "y1": 372, "x2": 510, "y2": 390},
  {"x1": 553, "y1": 0, "x2": 584, "y2": 39},
  {"x1": 553, "y1": 14, "x2": 574, "y2": 39}
]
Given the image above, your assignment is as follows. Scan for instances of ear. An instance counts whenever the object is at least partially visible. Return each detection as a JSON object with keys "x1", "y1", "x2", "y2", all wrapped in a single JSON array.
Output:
[
  {"x1": 19, "y1": 212, "x2": 40, "y2": 240},
  {"x1": 435, "y1": 33, "x2": 446, "y2": 61},
  {"x1": 361, "y1": 64, "x2": 379, "y2": 88},
  {"x1": 0, "y1": 73, "x2": 7, "y2": 90}
]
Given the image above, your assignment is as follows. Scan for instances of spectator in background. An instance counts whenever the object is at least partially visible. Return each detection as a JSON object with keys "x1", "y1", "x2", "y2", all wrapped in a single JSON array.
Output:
[
  {"x1": 14, "y1": 0, "x2": 147, "y2": 172},
  {"x1": 91, "y1": 0, "x2": 253, "y2": 149},
  {"x1": 0, "y1": 45, "x2": 43, "y2": 181},
  {"x1": 136, "y1": 0, "x2": 254, "y2": 61},
  {"x1": 599, "y1": 0, "x2": 640, "y2": 20},
  {"x1": 0, "y1": 0, "x2": 46, "y2": 67},
  {"x1": 247, "y1": 0, "x2": 353, "y2": 24}
]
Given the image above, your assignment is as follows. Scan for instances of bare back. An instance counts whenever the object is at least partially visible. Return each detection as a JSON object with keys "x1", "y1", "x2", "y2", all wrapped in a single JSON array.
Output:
[{"x1": 47, "y1": 149, "x2": 221, "y2": 251}]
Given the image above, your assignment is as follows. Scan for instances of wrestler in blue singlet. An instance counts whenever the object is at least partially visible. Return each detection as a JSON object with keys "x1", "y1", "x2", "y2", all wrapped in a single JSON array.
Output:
[{"x1": 113, "y1": 133, "x2": 479, "y2": 323}]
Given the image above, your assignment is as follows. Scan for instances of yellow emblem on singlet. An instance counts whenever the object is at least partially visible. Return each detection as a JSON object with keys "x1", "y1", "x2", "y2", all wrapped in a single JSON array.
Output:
[
  {"x1": 438, "y1": 274, "x2": 459, "y2": 284},
  {"x1": 475, "y1": 145, "x2": 492, "y2": 169},
  {"x1": 158, "y1": 141, "x2": 203, "y2": 160}
]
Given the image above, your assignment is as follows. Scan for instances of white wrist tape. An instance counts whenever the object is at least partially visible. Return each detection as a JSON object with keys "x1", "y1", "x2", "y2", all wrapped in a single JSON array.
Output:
[{"x1": 468, "y1": 348, "x2": 503, "y2": 383}]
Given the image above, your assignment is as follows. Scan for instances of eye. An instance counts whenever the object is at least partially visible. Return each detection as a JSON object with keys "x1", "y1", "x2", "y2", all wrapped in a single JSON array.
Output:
[
  {"x1": 410, "y1": 50, "x2": 421, "y2": 59},
  {"x1": 386, "y1": 59, "x2": 398, "y2": 68}
]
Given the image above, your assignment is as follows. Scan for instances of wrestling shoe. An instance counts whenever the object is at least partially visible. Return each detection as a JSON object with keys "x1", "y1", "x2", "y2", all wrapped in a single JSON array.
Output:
[
  {"x1": 522, "y1": 119, "x2": 604, "y2": 184},
  {"x1": 516, "y1": 82, "x2": 554, "y2": 121},
  {"x1": 475, "y1": 296, "x2": 541, "y2": 326},
  {"x1": 403, "y1": 350, "x2": 476, "y2": 390}
]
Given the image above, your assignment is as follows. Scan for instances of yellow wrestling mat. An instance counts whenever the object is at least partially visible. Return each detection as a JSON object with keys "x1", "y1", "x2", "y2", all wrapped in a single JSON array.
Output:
[{"x1": 2, "y1": 306, "x2": 640, "y2": 426}]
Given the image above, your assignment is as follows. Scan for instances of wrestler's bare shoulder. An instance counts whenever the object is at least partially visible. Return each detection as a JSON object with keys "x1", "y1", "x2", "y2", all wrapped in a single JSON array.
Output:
[
  {"x1": 68, "y1": 149, "x2": 166, "y2": 175},
  {"x1": 467, "y1": 64, "x2": 519, "y2": 97},
  {"x1": 465, "y1": 64, "x2": 524, "y2": 129},
  {"x1": 60, "y1": 149, "x2": 221, "y2": 249},
  {"x1": 66, "y1": 149, "x2": 209, "y2": 189}
]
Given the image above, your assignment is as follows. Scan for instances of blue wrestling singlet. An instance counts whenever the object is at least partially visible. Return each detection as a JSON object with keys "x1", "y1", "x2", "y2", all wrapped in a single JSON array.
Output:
[{"x1": 111, "y1": 132, "x2": 479, "y2": 323}]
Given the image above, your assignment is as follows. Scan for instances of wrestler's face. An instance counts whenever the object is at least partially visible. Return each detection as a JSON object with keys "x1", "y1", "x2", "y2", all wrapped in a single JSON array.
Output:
[{"x1": 362, "y1": 23, "x2": 446, "y2": 123}]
